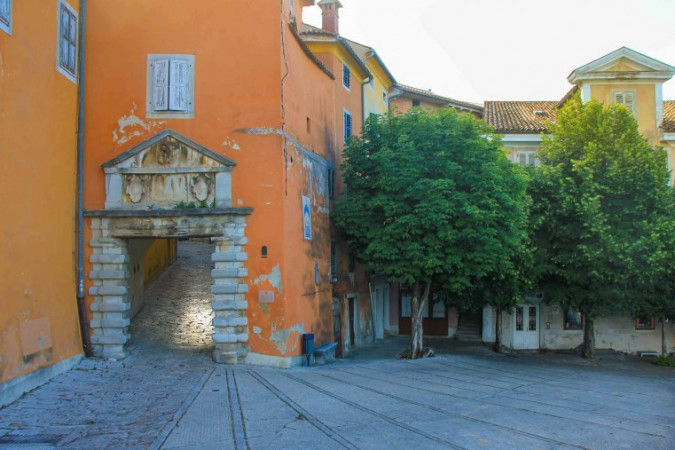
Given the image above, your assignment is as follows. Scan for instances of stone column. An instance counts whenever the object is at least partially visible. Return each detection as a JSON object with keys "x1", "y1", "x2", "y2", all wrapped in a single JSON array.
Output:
[
  {"x1": 88, "y1": 218, "x2": 131, "y2": 359},
  {"x1": 211, "y1": 217, "x2": 249, "y2": 364}
]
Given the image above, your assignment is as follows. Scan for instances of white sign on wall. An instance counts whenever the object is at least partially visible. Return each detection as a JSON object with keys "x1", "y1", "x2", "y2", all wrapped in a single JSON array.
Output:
[{"x1": 302, "y1": 196, "x2": 312, "y2": 240}]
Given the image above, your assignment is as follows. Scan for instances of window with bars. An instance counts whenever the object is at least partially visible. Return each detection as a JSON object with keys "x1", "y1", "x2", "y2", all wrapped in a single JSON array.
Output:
[
  {"x1": 342, "y1": 63, "x2": 350, "y2": 90},
  {"x1": 57, "y1": 1, "x2": 78, "y2": 82},
  {"x1": 613, "y1": 90, "x2": 636, "y2": 116},
  {"x1": 147, "y1": 54, "x2": 195, "y2": 118},
  {"x1": 635, "y1": 315, "x2": 655, "y2": 330},
  {"x1": 0, "y1": 0, "x2": 11, "y2": 35},
  {"x1": 343, "y1": 110, "x2": 352, "y2": 142}
]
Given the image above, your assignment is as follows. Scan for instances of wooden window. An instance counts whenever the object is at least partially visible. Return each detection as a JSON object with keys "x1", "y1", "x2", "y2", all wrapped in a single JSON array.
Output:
[
  {"x1": 514, "y1": 151, "x2": 539, "y2": 167},
  {"x1": 342, "y1": 63, "x2": 350, "y2": 90},
  {"x1": 613, "y1": 90, "x2": 636, "y2": 116},
  {"x1": 343, "y1": 110, "x2": 352, "y2": 142},
  {"x1": 635, "y1": 316, "x2": 655, "y2": 330},
  {"x1": 147, "y1": 54, "x2": 195, "y2": 118},
  {"x1": 0, "y1": 0, "x2": 11, "y2": 35},
  {"x1": 563, "y1": 308, "x2": 583, "y2": 330},
  {"x1": 57, "y1": 1, "x2": 78, "y2": 82}
]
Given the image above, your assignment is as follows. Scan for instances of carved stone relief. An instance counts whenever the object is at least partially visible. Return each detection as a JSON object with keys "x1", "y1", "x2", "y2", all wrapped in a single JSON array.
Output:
[
  {"x1": 191, "y1": 174, "x2": 213, "y2": 202},
  {"x1": 124, "y1": 175, "x2": 150, "y2": 203}
]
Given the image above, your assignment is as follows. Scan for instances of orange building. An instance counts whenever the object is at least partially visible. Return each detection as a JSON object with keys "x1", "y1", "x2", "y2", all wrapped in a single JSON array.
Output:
[{"x1": 1, "y1": 0, "x2": 85, "y2": 406}]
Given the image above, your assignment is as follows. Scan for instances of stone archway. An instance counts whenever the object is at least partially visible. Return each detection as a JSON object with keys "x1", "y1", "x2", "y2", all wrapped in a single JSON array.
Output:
[{"x1": 85, "y1": 129, "x2": 252, "y2": 364}]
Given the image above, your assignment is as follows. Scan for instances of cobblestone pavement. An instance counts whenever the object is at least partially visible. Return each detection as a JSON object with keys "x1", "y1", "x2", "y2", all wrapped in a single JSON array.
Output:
[{"x1": 1, "y1": 241, "x2": 675, "y2": 448}]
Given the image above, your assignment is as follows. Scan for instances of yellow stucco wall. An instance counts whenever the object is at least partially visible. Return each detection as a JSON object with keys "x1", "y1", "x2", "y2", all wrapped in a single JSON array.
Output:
[{"x1": 589, "y1": 83, "x2": 659, "y2": 142}]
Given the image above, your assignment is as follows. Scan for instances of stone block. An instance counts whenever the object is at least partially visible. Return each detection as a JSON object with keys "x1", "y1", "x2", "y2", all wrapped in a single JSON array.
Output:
[
  {"x1": 89, "y1": 254, "x2": 128, "y2": 264},
  {"x1": 211, "y1": 268, "x2": 248, "y2": 279},
  {"x1": 213, "y1": 333, "x2": 238, "y2": 344},
  {"x1": 89, "y1": 269, "x2": 129, "y2": 281},
  {"x1": 211, "y1": 284, "x2": 248, "y2": 295},
  {"x1": 89, "y1": 285, "x2": 127, "y2": 296},
  {"x1": 90, "y1": 318, "x2": 130, "y2": 329},
  {"x1": 213, "y1": 317, "x2": 248, "y2": 327},
  {"x1": 213, "y1": 350, "x2": 239, "y2": 365},
  {"x1": 211, "y1": 252, "x2": 248, "y2": 262},
  {"x1": 236, "y1": 333, "x2": 249, "y2": 343},
  {"x1": 90, "y1": 298, "x2": 130, "y2": 313},
  {"x1": 90, "y1": 333, "x2": 129, "y2": 345}
]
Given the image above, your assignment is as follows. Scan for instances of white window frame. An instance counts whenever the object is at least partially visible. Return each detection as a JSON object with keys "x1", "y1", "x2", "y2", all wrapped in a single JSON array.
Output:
[
  {"x1": 0, "y1": 0, "x2": 12, "y2": 35},
  {"x1": 57, "y1": 0, "x2": 78, "y2": 83},
  {"x1": 514, "y1": 150, "x2": 539, "y2": 167},
  {"x1": 343, "y1": 109, "x2": 352, "y2": 143},
  {"x1": 612, "y1": 89, "x2": 636, "y2": 117},
  {"x1": 146, "y1": 54, "x2": 195, "y2": 119},
  {"x1": 342, "y1": 62, "x2": 351, "y2": 90}
]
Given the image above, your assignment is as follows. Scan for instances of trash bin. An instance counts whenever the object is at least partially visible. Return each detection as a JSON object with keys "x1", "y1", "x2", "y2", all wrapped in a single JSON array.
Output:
[{"x1": 302, "y1": 333, "x2": 314, "y2": 366}]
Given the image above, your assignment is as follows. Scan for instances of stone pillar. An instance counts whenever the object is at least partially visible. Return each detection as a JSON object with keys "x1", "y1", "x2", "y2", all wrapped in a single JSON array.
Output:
[
  {"x1": 88, "y1": 218, "x2": 131, "y2": 359},
  {"x1": 211, "y1": 217, "x2": 249, "y2": 364}
]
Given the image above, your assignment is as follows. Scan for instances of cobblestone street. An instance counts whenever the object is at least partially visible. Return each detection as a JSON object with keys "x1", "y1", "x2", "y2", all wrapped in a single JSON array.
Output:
[{"x1": 1, "y1": 241, "x2": 674, "y2": 449}]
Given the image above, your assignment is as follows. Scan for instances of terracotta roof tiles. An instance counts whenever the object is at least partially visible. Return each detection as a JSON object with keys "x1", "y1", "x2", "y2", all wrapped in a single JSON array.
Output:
[
  {"x1": 484, "y1": 101, "x2": 558, "y2": 133},
  {"x1": 663, "y1": 101, "x2": 675, "y2": 132}
]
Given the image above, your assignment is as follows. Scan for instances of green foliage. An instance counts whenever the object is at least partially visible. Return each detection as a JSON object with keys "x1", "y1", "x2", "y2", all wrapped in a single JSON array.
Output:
[
  {"x1": 335, "y1": 108, "x2": 531, "y2": 305},
  {"x1": 655, "y1": 355, "x2": 675, "y2": 367},
  {"x1": 530, "y1": 94, "x2": 673, "y2": 322},
  {"x1": 175, "y1": 200, "x2": 213, "y2": 209}
]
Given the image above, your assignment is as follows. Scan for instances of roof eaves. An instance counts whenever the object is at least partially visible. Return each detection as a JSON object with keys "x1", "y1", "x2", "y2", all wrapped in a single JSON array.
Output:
[
  {"x1": 338, "y1": 37, "x2": 372, "y2": 80},
  {"x1": 292, "y1": 24, "x2": 335, "y2": 80}
]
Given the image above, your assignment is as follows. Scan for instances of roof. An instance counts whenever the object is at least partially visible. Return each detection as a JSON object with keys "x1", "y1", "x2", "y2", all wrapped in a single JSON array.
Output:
[
  {"x1": 568, "y1": 47, "x2": 675, "y2": 84},
  {"x1": 392, "y1": 84, "x2": 483, "y2": 113},
  {"x1": 664, "y1": 101, "x2": 675, "y2": 132},
  {"x1": 483, "y1": 101, "x2": 558, "y2": 134},
  {"x1": 342, "y1": 38, "x2": 396, "y2": 85},
  {"x1": 299, "y1": 24, "x2": 371, "y2": 80}
]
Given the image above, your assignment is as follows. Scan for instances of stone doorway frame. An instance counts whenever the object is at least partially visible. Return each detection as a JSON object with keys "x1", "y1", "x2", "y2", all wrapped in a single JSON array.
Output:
[{"x1": 85, "y1": 209, "x2": 252, "y2": 364}]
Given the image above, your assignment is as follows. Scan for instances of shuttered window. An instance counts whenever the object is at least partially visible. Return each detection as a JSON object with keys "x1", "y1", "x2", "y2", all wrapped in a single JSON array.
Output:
[
  {"x1": 613, "y1": 90, "x2": 635, "y2": 116},
  {"x1": 147, "y1": 54, "x2": 194, "y2": 118},
  {"x1": 343, "y1": 110, "x2": 352, "y2": 142},
  {"x1": 57, "y1": 1, "x2": 78, "y2": 82},
  {"x1": 342, "y1": 63, "x2": 351, "y2": 90},
  {"x1": 514, "y1": 151, "x2": 539, "y2": 166},
  {"x1": 0, "y1": 0, "x2": 11, "y2": 35}
]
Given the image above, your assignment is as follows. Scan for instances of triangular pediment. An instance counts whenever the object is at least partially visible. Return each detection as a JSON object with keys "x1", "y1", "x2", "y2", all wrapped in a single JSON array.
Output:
[
  {"x1": 102, "y1": 129, "x2": 236, "y2": 170},
  {"x1": 568, "y1": 47, "x2": 675, "y2": 83}
]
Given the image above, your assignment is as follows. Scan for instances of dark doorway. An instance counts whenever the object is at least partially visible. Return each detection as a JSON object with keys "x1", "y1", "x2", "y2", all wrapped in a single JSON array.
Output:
[{"x1": 348, "y1": 297, "x2": 355, "y2": 346}]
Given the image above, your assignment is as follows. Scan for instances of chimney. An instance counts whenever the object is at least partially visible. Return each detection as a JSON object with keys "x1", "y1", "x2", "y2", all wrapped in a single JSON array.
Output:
[{"x1": 318, "y1": 0, "x2": 343, "y2": 34}]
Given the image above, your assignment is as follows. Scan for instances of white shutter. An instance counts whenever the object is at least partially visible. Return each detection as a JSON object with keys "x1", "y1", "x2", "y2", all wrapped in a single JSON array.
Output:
[
  {"x1": 152, "y1": 59, "x2": 169, "y2": 111},
  {"x1": 623, "y1": 92, "x2": 634, "y2": 113},
  {"x1": 169, "y1": 59, "x2": 189, "y2": 111},
  {"x1": 614, "y1": 91, "x2": 635, "y2": 115}
]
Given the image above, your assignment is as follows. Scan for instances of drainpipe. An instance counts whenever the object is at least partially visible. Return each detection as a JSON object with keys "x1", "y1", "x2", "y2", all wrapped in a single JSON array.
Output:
[{"x1": 76, "y1": 0, "x2": 92, "y2": 357}]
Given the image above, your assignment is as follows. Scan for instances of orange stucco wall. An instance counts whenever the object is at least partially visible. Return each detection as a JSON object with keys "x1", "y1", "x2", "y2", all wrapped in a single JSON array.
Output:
[
  {"x1": 0, "y1": 1, "x2": 83, "y2": 384},
  {"x1": 83, "y1": 0, "x2": 344, "y2": 361}
]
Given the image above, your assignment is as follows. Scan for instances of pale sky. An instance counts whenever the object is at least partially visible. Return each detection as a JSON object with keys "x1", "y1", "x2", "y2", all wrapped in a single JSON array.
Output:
[{"x1": 302, "y1": 0, "x2": 675, "y2": 104}]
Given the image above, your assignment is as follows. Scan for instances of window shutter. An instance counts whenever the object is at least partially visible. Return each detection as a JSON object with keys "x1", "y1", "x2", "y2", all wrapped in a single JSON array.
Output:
[
  {"x1": 344, "y1": 111, "x2": 352, "y2": 141},
  {"x1": 624, "y1": 92, "x2": 634, "y2": 112},
  {"x1": 0, "y1": 0, "x2": 11, "y2": 27},
  {"x1": 152, "y1": 59, "x2": 169, "y2": 111},
  {"x1": 342, "y1": 63, "x2": 350, "y2": 89},
  {"x1": 169, "y1": 59, "x2": 189, "y2": 111}
]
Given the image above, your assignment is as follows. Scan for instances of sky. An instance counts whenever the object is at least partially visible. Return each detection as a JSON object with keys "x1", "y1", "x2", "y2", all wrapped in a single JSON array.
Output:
[{"x1": 302, "y1": 0, "x2": 675, "y2": 104}]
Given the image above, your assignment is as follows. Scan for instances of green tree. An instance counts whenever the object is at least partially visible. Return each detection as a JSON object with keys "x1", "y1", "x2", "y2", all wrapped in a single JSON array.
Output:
[
  {"x1": 335, "y1": 108, "x2": 530, "y2": 357},
  {"x1": 530, "y1": 95, "x2": 672, "y2": 358}
]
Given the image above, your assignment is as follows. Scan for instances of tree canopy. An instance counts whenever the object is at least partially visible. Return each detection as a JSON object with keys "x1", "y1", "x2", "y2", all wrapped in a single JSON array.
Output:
[
  {"x1": 530, "y1": 95, "x2": 673, "y2": 357},
  {"x1": 335, "y1": 108, "x2": 531, "y2": 356}
]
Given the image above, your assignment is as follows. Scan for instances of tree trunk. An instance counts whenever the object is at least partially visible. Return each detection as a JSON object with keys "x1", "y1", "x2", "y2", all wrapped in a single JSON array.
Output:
[
  {"x1": 582, "y1": 316, "x2": 595, "y2": 359},
  {"x1": 493, "y1": 308, "x2": 503, "y2": 352},
  {"x1": 662, "y1": 315, "x2": 667, "y2": 357},
  {"x1": 410, "y1": 281, "x2": 431, "y2": 359}
]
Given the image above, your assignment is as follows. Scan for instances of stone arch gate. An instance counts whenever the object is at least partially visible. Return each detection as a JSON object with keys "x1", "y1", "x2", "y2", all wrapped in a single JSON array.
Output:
[{"x1": 84, "y1": 129, "x2": 252, "y2": 364}]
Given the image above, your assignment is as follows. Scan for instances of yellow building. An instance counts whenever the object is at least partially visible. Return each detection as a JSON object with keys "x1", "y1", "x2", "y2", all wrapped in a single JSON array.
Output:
[{"x1": 484, "y1": 47, "x2": 675, "y2": 354}]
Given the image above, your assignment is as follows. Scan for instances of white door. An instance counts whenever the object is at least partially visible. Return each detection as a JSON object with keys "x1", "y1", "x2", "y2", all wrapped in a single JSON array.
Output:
[{"x1": 513, "y1": 304, "x2": 539, "y2": 349}]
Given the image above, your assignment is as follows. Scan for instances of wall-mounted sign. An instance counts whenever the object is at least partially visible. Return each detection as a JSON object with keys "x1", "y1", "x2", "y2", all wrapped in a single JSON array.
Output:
[
  {"x1": 259, "y1": 291, "x2": 275, "y2": 303},
  {"x1": 302, "y1": 196, "x2": 312, "y2": 240}
]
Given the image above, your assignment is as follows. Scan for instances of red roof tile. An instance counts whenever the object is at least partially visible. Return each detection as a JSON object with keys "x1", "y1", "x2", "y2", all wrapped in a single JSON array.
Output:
[
  {"x1": 663, "y1": 101, "x2": 675, "y2": 132},
  {"x1": 484, "y1": 101, "x2": 558, "y2": 133}
]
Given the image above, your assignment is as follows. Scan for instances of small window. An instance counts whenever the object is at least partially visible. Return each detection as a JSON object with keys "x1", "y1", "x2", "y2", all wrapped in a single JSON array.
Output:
[
  {"x1": 57, "y1": 1, "x2": 78, "y2": 83},
  {"x1": 635, "y1": 316, "x2": 655, "y2": 330},
  {"x1": 343, "y1": 110, "x2": 352, "y2": 142},
  {"x1": 382, "y1": 91, "x2": 388, "y2": 106},
  {"x1": 147, "y1": 54, "x2": 195, "y2": 118},
  {"x1": 0, "y1": 0, "x2": 12, "y2": 35},
  {"x1": 342, "y1": 63, "x2": 351, "y2": 90},
  {"x1": 401, "y1": 293, "x2": 411, "y2": 318},
  {"x1": 514, "y1": 151, "x2": 540, "y2": 167},
  {"x1": 612, "y1": 90, "x2": 636, "y2": 116},
  {"x1": 412, "y1": 99, "x2": 421, "y2": 107},
  {"x1": 564, "y1": 308, "x2": 583, "y2": 330}
]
